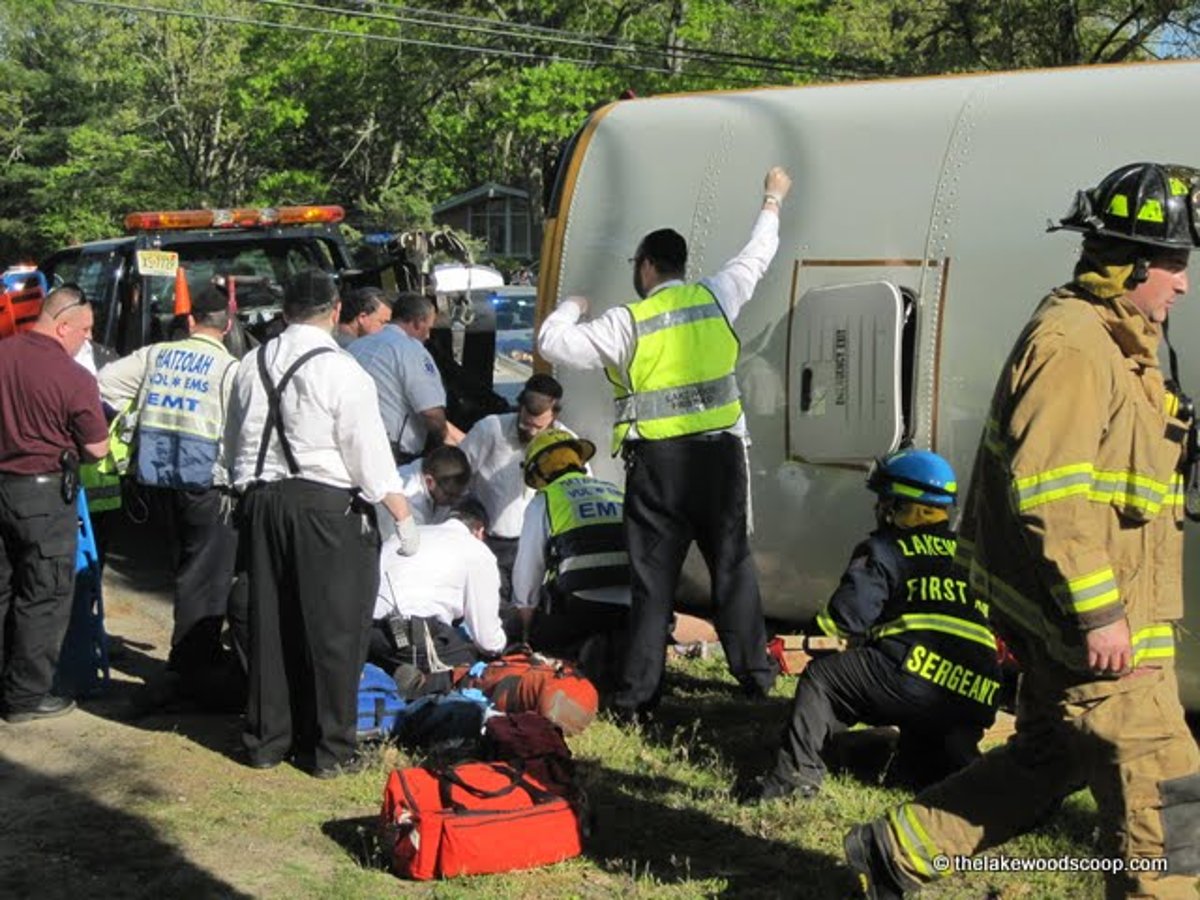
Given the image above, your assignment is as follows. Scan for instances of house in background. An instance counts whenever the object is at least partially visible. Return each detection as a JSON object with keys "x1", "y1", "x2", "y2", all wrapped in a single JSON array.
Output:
[{"x1": 433, "y1": 183, "x2": 540, "y2": 262}]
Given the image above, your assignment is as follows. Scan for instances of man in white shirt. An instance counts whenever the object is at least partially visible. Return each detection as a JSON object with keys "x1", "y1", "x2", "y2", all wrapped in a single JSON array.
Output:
[
  {"x1": 369, "y1": 499, "x2": 507, "y2": 690},
  {"x1": 224, "y1": 269, "x2": 419, "y2": 778},
  {"x1": 348, "y1": 292, "x2": 457, "y2": 463},
  {"x1": 458, "y1": 373, "x2": 566, "y2": 603},
  {"x1": 391, "y1": 445, "x2": 471, "y2": 526},
  {"x1": 538, "y1": 166, "x2": 792, "y2": 720}
]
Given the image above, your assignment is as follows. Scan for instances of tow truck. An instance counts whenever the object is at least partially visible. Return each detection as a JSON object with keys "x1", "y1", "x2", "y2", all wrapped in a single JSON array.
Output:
[{"x1": 34, "y1": 204, "x2": 509, "y2": 426}]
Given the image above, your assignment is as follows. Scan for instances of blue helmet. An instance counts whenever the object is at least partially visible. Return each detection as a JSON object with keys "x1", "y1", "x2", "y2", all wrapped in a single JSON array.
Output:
[{"x1": 867, "y1": 449, "x2": 957, "y2": 507}]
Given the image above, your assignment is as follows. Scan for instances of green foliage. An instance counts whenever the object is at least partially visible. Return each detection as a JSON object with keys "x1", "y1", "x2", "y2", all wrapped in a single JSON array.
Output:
[{"x1": 0, "y1": 0, "x2": 1195, "y2": 261}]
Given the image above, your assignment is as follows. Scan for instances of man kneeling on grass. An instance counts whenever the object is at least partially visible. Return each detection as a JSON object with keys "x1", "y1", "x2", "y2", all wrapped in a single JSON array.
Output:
[
  {"x1": 737, "y1": 450, "x2": 1000, "y2": 803},
  {"x1": 368, "y1": 498, "x2": 507, "y2": 695}
]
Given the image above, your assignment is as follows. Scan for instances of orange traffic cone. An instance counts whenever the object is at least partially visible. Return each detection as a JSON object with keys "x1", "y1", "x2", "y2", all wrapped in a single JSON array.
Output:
[{"x1": 173, "y1": 266, "x2": 191, "y2": 316}]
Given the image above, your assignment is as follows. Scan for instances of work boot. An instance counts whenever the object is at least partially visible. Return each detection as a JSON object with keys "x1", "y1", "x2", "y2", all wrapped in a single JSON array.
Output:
[
  {"x1": 843, "y1": 821, "x2": 910, "y2": 899},
  {"x1": 734, "y1": 771, "x2": 819, "y2": 805},
  {"x1": 390, "y1": 663, "x2": 425, "y2": 699},
  {"x1": 5, "y1": 694, "x2": 76, "y2": 724}
]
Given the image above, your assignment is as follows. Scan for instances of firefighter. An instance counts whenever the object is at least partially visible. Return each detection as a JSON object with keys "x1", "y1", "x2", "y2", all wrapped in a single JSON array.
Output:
[
  {"x1": 738, "y1": 450, "x2": 999, "y2": 803},
  {"x1": 512, "y1": 428, "x2": 631, "y2": 685},
  {"x1": 845, "y1": 163, "x2": 1200, "y2": 899},
  {"x1": 538, "y1": 166, "x2": 792, "y2": 718}
]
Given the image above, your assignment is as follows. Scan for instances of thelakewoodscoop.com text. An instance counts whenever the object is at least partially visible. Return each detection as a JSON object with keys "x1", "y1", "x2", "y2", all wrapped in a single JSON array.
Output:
[{"x1": 936, "y1": 854, "x2": 1168, "y2": 874}]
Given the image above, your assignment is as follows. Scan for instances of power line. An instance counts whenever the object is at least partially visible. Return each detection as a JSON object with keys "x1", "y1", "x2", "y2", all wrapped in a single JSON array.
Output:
[
  {"x1": 68, "y1": 0, "x2": 710, "y2": 78},
  {"x1": 330, "y1": 0, "x2": 879, "y2": 78},
  {"x1": 68, "y1": 0, "x2": 798, "y2": 85}
]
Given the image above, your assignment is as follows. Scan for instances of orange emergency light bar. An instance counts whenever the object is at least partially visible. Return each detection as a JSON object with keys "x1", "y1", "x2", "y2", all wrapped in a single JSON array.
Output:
[{"x1": 124, "y1": 205, "x2": 345, "y2": 232}]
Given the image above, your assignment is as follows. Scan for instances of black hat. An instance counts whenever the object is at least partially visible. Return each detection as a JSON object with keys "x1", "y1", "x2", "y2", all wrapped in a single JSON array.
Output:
[
  {"x1": 522, "y1": 373, "x2": 563, "y2": 400},
  {"x1": 284, "y1": 269, "x2": 339, "y2": 317},
  {"x1": 191, "y1": 283, "x2": 229, "y2": 315},
  {"x1": 636, "y1": 228, "x2": 688, "y2": 272}
]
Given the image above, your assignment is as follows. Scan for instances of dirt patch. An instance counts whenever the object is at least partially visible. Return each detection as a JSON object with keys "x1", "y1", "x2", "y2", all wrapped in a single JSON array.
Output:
[{"x1": 0, "y1": 518, "x2": 369, "y2": 899}]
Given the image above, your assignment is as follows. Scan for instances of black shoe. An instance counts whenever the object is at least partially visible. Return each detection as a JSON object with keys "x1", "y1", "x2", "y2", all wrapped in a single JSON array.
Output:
[
  {"x1": 735, "y1": 772, "x2": 819, "y2": 805},
  {"x1": 737, "y1": 677, "x2": 776, "y2": 702},
  {"x1": 311, "y1": 754, "x2": 372, "y2": 780},
  {"x1": 843, "y1": 823, "x2": 906, "y2": 899},
  {"x1": 5, "y1": 695, "x2": 76, "y2": 724},
  {"x1": 238, "y1": 746, "x2": 287, "y2": 771}
]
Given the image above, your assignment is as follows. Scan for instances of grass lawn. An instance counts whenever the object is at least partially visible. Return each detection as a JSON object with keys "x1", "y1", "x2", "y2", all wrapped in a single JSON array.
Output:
[
  {"x1": 1, "y1": 650, "x2": 1107, "y2": 899},
  {"x1": 199, "y1": 658, "x2": 1105, "y2": 896}
]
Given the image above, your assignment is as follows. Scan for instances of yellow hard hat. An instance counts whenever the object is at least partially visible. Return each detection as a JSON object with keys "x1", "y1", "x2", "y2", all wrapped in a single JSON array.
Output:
[{"x1": 523, "y1": 428, "x2": 595, "y2": 488}]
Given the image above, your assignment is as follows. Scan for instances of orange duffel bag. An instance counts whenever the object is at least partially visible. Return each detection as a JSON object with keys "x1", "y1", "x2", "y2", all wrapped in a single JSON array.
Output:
[
  {"x1": 452, "y1": 650, "x2": 599, "y2": 735},
  {"x1": 380, "y1": 761, "x2": 584, "y2": 880}
]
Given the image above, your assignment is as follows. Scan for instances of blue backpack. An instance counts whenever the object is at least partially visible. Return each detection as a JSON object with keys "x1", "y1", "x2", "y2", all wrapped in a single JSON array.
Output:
[{"x1": 357, "y1": 664, "x2": 407, "y2": 741}]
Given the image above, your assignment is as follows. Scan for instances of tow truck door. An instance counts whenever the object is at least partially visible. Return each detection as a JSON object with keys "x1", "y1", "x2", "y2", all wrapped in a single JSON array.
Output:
[{"x1": 40, "y1": 244, "x2": 128, "y2": 352}]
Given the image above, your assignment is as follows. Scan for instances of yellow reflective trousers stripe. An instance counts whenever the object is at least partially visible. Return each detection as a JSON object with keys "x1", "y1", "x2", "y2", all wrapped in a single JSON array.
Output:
[
  {"x1": 888, "y1": 805, "x2": 939, "y2": 878},
  {"x1": 815, "y1": 609, "x2": 852, "y2": 639}
]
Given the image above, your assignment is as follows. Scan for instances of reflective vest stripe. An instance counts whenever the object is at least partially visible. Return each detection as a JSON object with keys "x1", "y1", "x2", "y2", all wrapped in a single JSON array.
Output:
[
  {"x1": 888, "y1": 805, "x2": 939, "y2": 878},
  {"x1": 613, "y1": 373, "x2": 740, "y2": 425},
  {"x1": 609, "y1": 282, "x2": 742, "y2": 450},
  {"x1": 557, "y1": 551, "x2": 630, "y2": 574},
  {"x1": 80, "y1": 465, "x2": 122, "y2": 512},
  {"x1": 871, "y1": 613, "x2": 996, "y2": 651},
  {"x1": 138, "y1": 416, "x2": 222, "y2": 441},
  {"x1": 636, "y1": 302, "x2": 727, "y2": 337}
]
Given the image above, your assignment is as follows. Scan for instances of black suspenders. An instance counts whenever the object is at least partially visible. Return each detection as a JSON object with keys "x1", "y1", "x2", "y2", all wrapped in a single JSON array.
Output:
[{"x1": 254, "y1": 341, "x2": 335, "y2": 479}]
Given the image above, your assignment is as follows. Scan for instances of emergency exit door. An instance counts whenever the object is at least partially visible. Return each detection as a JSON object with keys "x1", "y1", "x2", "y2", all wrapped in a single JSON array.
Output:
[{"x1": 787, "y1": 281, "x2": 905, "y2": 464}]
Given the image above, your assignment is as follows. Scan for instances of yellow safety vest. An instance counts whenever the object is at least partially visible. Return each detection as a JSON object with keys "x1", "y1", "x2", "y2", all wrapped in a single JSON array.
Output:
[
  {"x1": 135, "y1": 334, "x2": 235, "y2": 489},
  {"x1": 605, "y1": 283, "x2": 741, "y2": 453},
  {"x1": 543, "y1": 472, "x2": 629, "y2": 597},
  {"x1": 79, "y1": 403, "x2": 134, "y2": 513}
]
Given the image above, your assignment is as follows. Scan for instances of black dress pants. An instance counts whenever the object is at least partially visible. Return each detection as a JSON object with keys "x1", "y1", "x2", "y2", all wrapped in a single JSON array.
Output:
[
  {"x1": 142, "y1": 486, "x2": 238, "y2": 674},
  {"x1": 771, "y1": 645, "x2": 986, "y2": 791},
  {"x1": 485, "y1": 534, "x2": 519, "y2": 607},
  {"x1": 240, "y1": 479, "x2": 380, "y2": 770},
  {"x1": 0, "y1": 475, "x2": 78, "y2": 712},
  {"x1": 614, "y1": 433, "x2": 774, "y2": 713}
]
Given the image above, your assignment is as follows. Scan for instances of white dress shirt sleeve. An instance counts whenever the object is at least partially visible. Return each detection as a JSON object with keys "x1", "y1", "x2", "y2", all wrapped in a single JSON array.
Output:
[
  {"x1": 97, "y1": 346, "x2": 153, "y2": 409},
  {"x1": 700, "y1": 208, "x2": 782, "y2": 323},
  {"x1": 333, "y1": 372, "x2": 404, "y2": 503},
  {"x1": 463, "y1": 544, "x2": 508, "y2": 654},
  {"x1": 512, "y1": 494, "x2": 549, "y2": 609},
  {"x1": 537, "y1": 302, "x2": 635, "y2": 371}
]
